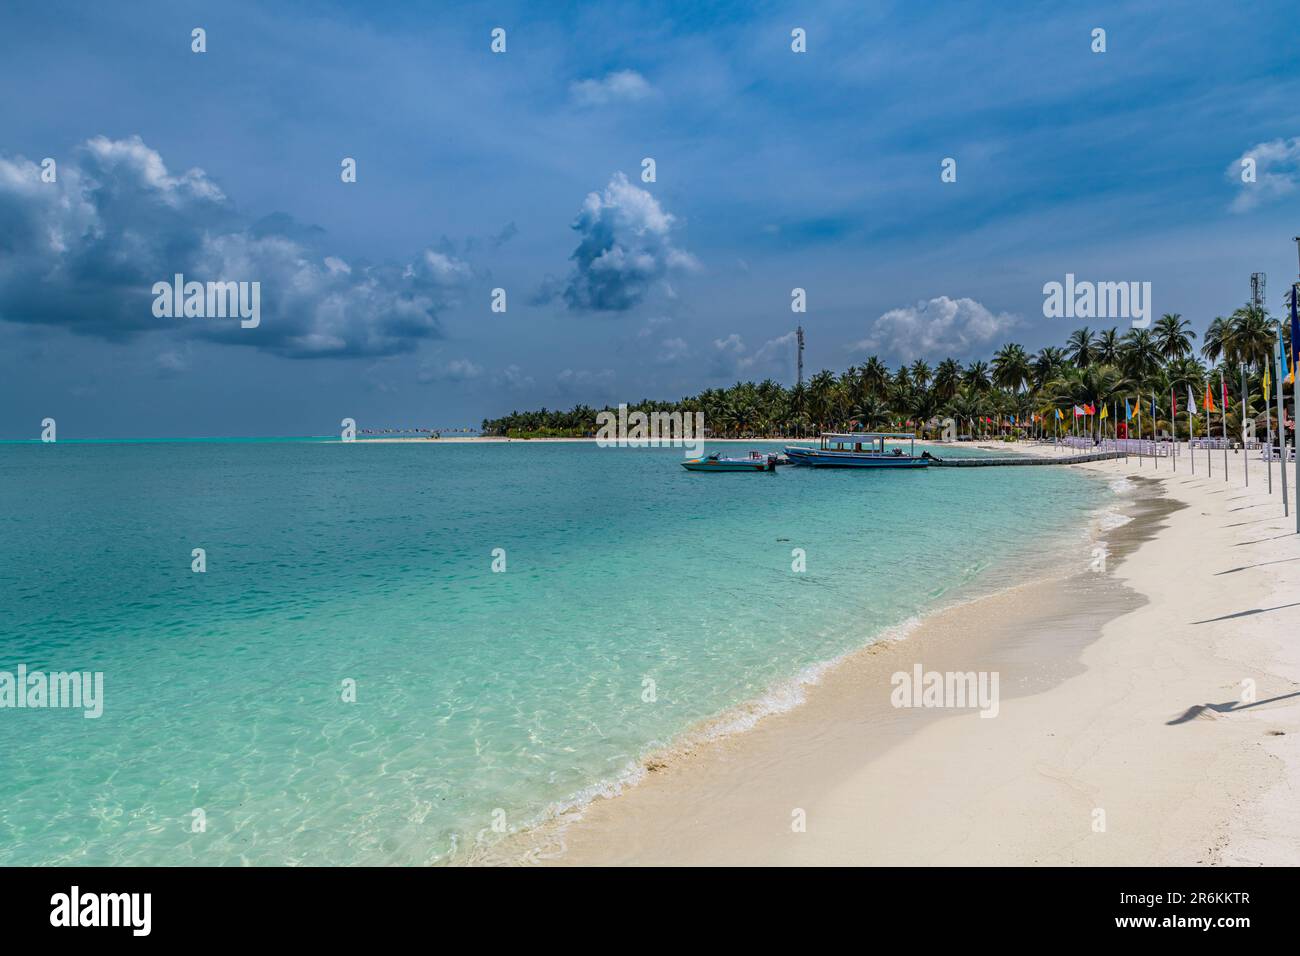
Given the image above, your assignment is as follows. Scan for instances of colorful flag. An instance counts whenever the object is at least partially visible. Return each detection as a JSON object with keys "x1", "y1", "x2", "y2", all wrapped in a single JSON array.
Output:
[
  {"x1": 1264, "y1": 365, "x2": 1270, "y2": 394},
  {"x1": 1124, "y1": 399, "x2": 1132, "y2": 420},
  {"x1": 1171, "y1": 388, "x2": 1177, "y2": 418},
  {"x1": 1204, "y1": 383, "x2": 1214, "y2": 413},
  {"x1": 1187, "y1": 384, "x2": 1196, "y2": 416},
  {"x1": 1220, "y1": 373, "x2": 1228, "y2": 410},
  {"x1": 1055, "y1": 408, "x2": 1063, "y2": 420},
  {"x1": 1073, "y1": 405, "x2": 1084, "y2": 417},
  {"x1": 1152, "y1": 395, "x2": 1158, "y2": 419},
  {"x1": 1100, "y1": 404, "x2": 1109, "y2": 420}
]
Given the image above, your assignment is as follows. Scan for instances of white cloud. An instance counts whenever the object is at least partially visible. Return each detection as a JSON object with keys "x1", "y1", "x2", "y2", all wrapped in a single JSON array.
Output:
[
  {"x1": 851, "y1": 296, "x2": 1017, "y2": 360},
  {"x1": 657, "y1": 337, "x2": 689, "y2": 362},
  {"x1": 711, "y1": 330, "x2": 797, "y2": 377},
  {"x1": 556, "y1": 367, "x2": 616, "y2": 390},
  {"x1": 497, "y1": 364, "x2": 535, "y2": 390},
  {"x1": 549, "y1": 172, "x2": 699, "y2": 312},
  {"x1": 570, "y1": 70, "x2": 654, "y2": 106},
  {"x1": 1228, "y1": 137, "x2": 1300, "y2": 212},
  {"x1": 417, "y1": 357, "x2": 483, "y2": 384}
]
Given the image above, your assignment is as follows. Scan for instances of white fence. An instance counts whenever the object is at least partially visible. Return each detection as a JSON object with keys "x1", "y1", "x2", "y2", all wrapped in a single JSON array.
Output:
[{"x1": 1059, "y1": 435, "x2": 1292, "y2": 461}]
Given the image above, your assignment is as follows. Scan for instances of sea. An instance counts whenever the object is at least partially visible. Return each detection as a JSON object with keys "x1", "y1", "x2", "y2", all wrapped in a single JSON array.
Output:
[{"x1": 0, "y1": 438, "x2": 1113, "y2": 864}]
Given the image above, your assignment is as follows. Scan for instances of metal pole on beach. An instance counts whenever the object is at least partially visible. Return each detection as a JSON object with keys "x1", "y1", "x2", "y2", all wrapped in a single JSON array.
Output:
[
  {"x1": 1242, "y1": 365, "x2": 1249, "y2": 487},
  {"x1": 1266, "y1": 367, "x2": 1273, "y2": 493},
  {"x1": 1221, "y1": 372, "x2": 1229, "y2": 481},
  {"x1": 1284, "y1": 332, "x2": 1294, "y2": 520},
  {"x1": 1151, "y1": 391, "x2": 1158, "y2": 470},
  {"x1": 1170, "y1": 390, "x2": 1176, "y2": 473}
]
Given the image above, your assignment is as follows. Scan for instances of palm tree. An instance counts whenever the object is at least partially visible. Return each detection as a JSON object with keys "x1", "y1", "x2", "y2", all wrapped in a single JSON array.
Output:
[
  {"x1": 1119, "y1": 328, "x2": 1161, "y2": 385},
  {"x1": 964, "y1": 359, "x2": 992, "y2": 392},
  {"x1": 1031, "y1": 346, "x2": 1065, "y2": 392},
  {"x1": 859, "y1": 356, "x2": 889, "y2": 397},
  {"x1": 932, "y1": 358, "x2": 963, "y2": 402},
  {"x1": 1046, "y1": 365, "x2": 1133, "y2": 441},
  {"x1": 1225, "y1": 304, "x2": 1275, "y2": 371},
  {"x1": 808, "y1": 370, "x2": 836, "y2": 432},
  {"x1": 1201, "y1": 316, "x2": 1229, "y2": 366},
  {"x1": 992, "y1": 342, "x2": 1030, "y2": 393},
  {"x1": 1066, "y1": 327, "x2": 1096, "y2": 368},
  {"x1": 1094, "y1": 327, "x2": 1121, "y2": 367},
  {"x1": 850, "y1": 396, "x2": 892, "y2": 431},
  {"x1": 1153, "y1": 313, "x2": 1195, "y2": 361},
  {"x1": 909, "y1": 359, "x2": 932, "y2": 391}
]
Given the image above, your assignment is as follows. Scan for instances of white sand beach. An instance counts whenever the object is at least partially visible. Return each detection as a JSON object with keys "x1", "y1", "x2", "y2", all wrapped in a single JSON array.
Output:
[{"x1": 510, "y1": 441, "x2": 1300, "y2": 866}]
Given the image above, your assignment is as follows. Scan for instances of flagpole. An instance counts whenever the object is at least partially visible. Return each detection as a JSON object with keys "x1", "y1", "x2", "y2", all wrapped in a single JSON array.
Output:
[
  {"x1": 1266, "y1": 362, "x2": 1273, "y2": 494},
  {"x1": 1152, "y1": 391, "x2": 1158, "y2": 470},
  {"x1": 1277, "y1": 327, "x2": 1290, "y2": 518},
  {"x1": 1292, "y1": 278, "x2": 1299, "y2": 533},
  {"x1": 1205, "y1": 383, "x2": 1212, "y2": 478},
  {"x1": 1241, "y1": 363, "x2": 1249, "y2": 487},
  {"x1": 1170, "y1": 387, "x2": 1176, "y2": 473},
  {"x1": 1189, "y1": 393, "x2": 1194, "y2": 476},
  {"x1": 1221, "y1": 371, "x2": 1229, "y2": 482},
  {"x1": 1136, "y1": 396, "x2": 1142, "y2": 467}
]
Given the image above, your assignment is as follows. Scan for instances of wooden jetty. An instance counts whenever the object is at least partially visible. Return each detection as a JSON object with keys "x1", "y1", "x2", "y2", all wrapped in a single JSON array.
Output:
[{"x1": 932, "y1": 451, "x2": 1126, "y2": 467}]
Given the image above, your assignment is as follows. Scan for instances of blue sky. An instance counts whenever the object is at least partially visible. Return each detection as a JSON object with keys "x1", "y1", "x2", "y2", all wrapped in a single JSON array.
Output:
[{"x1": 1, "y1": 0, "x2": 1298, "y2": 437}]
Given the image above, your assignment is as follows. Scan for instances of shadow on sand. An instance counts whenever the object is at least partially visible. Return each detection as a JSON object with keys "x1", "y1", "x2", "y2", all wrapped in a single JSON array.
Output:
[{"x1": 1167, "y1": 691, "x2": 1300, "y2": 725}]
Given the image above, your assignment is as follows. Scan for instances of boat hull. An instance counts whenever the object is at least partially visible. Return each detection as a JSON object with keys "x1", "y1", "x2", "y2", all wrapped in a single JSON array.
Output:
[
  {"x1": 783, "y1": 447, "x2": 930, "y2": 468},
  {"x1": 682, "y1": 458, "x2": 776, "y2": 472}
]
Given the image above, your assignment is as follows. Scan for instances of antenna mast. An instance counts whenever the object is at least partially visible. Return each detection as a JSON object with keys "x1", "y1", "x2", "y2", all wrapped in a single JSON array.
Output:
[
  {"x1": 796, "y1": 325, "x2": 804, "y2": 387},
  {"x1": 1251, "y1": 272, "x2": 1266, "y2": 311}
]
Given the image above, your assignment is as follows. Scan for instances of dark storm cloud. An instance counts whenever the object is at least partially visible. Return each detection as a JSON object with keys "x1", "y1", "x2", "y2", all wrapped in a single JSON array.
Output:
[{"x1": 0, "y1": 136, "x2": 470, "y2": 358}]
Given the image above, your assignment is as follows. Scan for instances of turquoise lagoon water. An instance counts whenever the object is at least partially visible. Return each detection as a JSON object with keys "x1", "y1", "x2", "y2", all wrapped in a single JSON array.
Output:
[{"x1": 0, "y1": 440, "x2": 1110, "y2": 865}]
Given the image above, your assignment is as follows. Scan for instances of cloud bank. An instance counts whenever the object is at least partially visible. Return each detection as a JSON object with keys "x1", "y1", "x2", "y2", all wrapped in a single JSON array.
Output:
[
  {"x1": 0, "y1": 136, "x2": 471, "y2": 358},
  {"x1": 851, "y1": 296, "x2": 1017, "y2": 360}
]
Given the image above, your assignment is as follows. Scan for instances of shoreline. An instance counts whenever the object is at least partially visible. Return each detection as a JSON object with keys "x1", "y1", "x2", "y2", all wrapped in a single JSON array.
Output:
[{"x1": 488, "y1": 441, "x2": 1300, "y2": 865}]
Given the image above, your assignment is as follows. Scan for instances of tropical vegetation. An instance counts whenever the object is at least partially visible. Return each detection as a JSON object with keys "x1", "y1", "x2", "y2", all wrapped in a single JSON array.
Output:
[{"x1": 482, "y1": 309, "x2": 1295, "y2": 443}]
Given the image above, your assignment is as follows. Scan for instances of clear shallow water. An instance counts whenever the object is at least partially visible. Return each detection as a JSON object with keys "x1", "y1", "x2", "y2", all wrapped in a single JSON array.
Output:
[{"x1": 0, "y1": 440, "x2": 1108, "y2": 864}]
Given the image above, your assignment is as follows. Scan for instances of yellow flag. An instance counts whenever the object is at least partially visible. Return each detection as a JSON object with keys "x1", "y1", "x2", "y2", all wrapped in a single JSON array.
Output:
[
  {"x1": 1264, "y1": 367, "x2": 1271, "y2": 393},
  {"x1": 1099, "y1": 405, "x2": 1108, "y2": 420}
]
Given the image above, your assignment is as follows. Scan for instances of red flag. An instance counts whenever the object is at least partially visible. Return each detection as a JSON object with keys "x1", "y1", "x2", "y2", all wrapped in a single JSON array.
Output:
[
  {"x1": 1203, "y1": 383, "x2": 1215, "y2": 412},
  {"x1": 1171, "y1": 388, "x2": 1177, "y2": 418}
]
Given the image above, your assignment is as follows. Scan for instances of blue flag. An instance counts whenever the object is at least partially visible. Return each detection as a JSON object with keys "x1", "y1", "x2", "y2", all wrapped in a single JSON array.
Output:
[
  {"x1": 1291, "y1": 284, "x2": 1299, "y2": 381},
  {"x1": 1124, "y1": 399, "x2": 1132, "y2": 420}
]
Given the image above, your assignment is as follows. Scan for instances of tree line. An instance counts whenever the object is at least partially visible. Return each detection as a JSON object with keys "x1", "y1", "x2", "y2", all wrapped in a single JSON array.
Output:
[{"x1": 481, "y1": 307, "x2": 1294, "y2": 441}]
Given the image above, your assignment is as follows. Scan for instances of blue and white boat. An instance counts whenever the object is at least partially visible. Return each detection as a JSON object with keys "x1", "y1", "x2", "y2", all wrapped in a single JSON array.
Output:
[{"x1": 784, "y1": 432, "x2": 933, "y2": 468}]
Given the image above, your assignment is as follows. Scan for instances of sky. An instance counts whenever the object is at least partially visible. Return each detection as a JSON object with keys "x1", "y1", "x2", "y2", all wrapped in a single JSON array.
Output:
[{"x1": 1, "y1": 0, "x2": 1298, "y2": 438}]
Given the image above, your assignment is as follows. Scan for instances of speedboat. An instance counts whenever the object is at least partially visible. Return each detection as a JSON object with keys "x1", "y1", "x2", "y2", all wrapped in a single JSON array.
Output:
[
  {"x1": 783, "y1": 432, "x2": 932, "y2": 468},
  {"x1": 682, "y1": 451, "x2": 781, "y2": 472}
]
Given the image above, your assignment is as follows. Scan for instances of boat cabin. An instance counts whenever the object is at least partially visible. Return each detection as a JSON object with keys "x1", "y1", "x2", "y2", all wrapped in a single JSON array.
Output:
[{"x1": 816, "y1": 432, "x2": 918, "y2": 456}]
